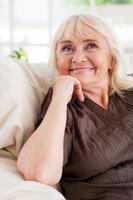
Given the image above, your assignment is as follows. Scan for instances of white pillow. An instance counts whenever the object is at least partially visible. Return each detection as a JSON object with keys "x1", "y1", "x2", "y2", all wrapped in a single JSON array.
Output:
[{"x1": 0, "y1": 57, "x2": 53, "y2": 157}]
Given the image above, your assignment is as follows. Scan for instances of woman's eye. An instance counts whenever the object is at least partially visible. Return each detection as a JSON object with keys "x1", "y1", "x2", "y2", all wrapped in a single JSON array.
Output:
[
  {"x1": 62, "y1": 45, "x2": 74, "y2": 52},
  {"x1": 85, "y1": 43, "x2": 98, "y2": 49}
]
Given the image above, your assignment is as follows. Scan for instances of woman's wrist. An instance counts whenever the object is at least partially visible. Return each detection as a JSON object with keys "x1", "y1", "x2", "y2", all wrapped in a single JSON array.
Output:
[{"x1": 51, "y1": 94, "x2": 69, "y2": 106}]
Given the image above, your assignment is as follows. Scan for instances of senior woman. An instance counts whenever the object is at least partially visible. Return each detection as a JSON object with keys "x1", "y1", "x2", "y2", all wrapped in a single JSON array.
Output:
[{"x1": 17, "y1": 14, "x2": 133, "y2": 200}]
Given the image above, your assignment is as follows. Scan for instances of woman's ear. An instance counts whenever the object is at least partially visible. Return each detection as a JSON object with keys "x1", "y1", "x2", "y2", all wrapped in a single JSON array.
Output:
[{"x1": 109, "y1": 55, "x2": 115, "y2": 70}]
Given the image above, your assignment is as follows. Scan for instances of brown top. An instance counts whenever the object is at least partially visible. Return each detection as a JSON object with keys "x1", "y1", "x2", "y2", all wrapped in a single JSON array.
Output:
[{"x1": 36, "y1": 88, "x2": 133, "y2": 200}]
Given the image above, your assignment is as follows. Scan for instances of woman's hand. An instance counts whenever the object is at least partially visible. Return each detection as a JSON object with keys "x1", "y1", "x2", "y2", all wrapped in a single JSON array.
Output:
[{"x1": 52, "y1": 75, "x2": 84, "y2": 103}]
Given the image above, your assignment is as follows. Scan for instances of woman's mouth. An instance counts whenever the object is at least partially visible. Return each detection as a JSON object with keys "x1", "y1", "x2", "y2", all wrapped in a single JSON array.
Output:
[{"x1": 69, "y1": 67, "x2": 95, "y2": 74}]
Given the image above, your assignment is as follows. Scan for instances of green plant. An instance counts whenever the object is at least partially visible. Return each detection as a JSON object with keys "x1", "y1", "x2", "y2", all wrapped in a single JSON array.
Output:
[
  {"x1": 96, "y1": 0, "x2": 131, "y2": 4},
  {"x1": 10, "y1": 47, "x2": 29, "y2": 62},
  {"x1": 110, "y1": 0, "x2": 131, "y2": 3}
]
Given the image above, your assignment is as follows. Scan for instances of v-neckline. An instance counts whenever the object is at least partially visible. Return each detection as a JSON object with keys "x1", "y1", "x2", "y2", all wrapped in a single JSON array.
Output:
[
  {"x1": 71, "y1": 90, "x2": 130, "y2": 127},
  {"x1": 82, "y1": 92, "x2": 124, "y2": 126}
]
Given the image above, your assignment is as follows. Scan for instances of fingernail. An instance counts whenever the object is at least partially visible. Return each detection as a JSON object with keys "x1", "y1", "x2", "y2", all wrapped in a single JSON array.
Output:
[{"x1": 81, "y1": 96, "x2": 84, "y2": 102}]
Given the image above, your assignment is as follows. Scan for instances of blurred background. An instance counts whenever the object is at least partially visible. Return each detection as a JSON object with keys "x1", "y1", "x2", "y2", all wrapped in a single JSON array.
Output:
[{"x1": 0, "y1": 0, "x2": 133, "y2": 71}]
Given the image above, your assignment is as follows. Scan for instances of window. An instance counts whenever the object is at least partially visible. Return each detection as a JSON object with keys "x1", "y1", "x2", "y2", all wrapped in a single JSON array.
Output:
[
  {"x1": 0, "y1": 0, "x2": 133, "y2": 71},
  {"x1": 63, "y1": 0, "x2": 133, "y2": 52},
  {"x1": 0, "y1": 0, "x2": 51, "y2": 63},
  {"x1": 96, "y1": 0, "x2": 133, "y2": 52}
]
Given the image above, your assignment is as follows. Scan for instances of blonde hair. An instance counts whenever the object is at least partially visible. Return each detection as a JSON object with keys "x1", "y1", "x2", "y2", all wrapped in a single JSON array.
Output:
[{"x1": 49, "y1": 14, "x2": 133, "y2": 95}]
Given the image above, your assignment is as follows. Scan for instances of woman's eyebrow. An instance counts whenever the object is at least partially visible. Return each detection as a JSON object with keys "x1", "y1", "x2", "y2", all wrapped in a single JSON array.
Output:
[
  {"x1": 83, "y1": 39, "x2": 99, "y2": 44},
  {"x1": 58, "y1": 39, "x2": 100, "y2": 45},
  {"x1": 59, "y1": 40, "x2": 72, "y2": 45}
]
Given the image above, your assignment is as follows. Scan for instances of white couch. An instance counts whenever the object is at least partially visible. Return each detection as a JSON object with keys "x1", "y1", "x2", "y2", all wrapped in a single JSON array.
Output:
[{"x1": 0, "y1": 57, "x2": 65, "y2": 200}]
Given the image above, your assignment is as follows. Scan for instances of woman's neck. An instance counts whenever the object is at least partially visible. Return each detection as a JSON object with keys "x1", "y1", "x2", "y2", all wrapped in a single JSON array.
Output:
[{"x1": 83, "y1": 86, "x2": 109, "y2": 110}]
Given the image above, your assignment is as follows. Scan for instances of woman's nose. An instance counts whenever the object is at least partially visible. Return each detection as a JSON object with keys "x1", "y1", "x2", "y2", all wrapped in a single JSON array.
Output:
[{"x1": 72, "y1": 50, "x2": 87, "y2": 63}]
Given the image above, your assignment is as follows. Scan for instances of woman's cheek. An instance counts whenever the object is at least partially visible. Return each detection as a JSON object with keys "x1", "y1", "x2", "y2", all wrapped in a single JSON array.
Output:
[{"x1": 58, "y1": 67, "x2": 68, "y2": 75}]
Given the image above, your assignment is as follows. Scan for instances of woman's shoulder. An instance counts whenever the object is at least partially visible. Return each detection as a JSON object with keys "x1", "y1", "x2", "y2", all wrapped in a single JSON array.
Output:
[
  {"x1": 42, "y1": 87, "x2": 53, "y2": 105},
  {"x1": 35, "y1": 87, "x2": 53, "y2": 129},
  {"x1": 39, "y1": 87, "x2": 53, "y2": 114}
]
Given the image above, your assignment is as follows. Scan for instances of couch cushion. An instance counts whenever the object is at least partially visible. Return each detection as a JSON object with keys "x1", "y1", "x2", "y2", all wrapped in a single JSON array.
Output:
[
  {"x1": 0, "y1": 57, "x2": 53, "y2": 157},
  {"x1": 0, "y1": 149, "x2": 65, "y2": 200}
]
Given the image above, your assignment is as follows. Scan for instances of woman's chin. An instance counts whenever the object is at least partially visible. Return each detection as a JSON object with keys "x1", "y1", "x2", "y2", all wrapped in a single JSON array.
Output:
[{"x1": 70, "y1": 73, "x2": 95, "y2": 84}]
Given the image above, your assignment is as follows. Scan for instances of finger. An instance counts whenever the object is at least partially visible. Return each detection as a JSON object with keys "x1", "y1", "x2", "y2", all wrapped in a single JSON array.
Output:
[{"x1": 74, "y1": 81, "x2": 84, "y2": 102}]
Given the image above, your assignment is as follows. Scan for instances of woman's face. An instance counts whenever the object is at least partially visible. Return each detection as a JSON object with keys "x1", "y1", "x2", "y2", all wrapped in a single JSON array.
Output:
[{"x1": 56, "y1": 26, "x2": 112, "y2": 90}]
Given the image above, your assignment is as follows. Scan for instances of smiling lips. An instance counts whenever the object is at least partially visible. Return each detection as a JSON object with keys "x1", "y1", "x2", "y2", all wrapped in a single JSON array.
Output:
[{"x1": 69, "y1": 67, "x2": 95, "y2": 74}]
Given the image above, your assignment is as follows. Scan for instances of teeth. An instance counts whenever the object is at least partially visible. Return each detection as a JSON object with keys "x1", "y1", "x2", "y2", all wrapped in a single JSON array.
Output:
[{"x1": 69, "y1": 67, "x2": 94, "y2": 74}]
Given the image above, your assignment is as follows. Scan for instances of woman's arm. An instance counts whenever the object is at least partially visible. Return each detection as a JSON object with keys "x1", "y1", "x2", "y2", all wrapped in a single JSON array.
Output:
[{"x1": 17, "y1": 75, "x2": 84, "y2": 186}]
